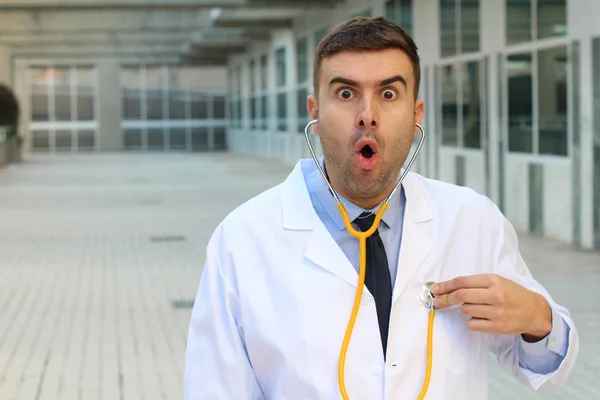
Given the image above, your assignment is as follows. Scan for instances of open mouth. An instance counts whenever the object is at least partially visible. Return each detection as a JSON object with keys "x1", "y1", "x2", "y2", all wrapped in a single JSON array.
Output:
[{"x1": 360, "y1": 144, "x2": 375, "y2": 159}]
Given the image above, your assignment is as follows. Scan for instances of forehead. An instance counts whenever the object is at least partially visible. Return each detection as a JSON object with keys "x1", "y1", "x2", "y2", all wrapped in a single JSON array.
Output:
[{"x1": 320, "y1": 48, "x2": 414, "y2": 86}]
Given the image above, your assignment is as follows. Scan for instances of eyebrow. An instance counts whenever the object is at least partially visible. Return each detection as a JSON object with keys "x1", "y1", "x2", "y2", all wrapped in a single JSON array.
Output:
[{"x1": 329, "y1": 75, "x2": 407, "y2": 89}]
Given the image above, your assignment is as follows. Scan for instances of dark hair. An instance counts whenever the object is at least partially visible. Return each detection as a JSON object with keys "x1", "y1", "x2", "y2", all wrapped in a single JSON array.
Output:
[{"x1": 313, "y1": 16, "x2": 421, "y2": 100}]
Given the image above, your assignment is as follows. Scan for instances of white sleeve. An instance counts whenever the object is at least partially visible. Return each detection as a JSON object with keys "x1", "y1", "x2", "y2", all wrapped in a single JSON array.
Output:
[
  {"x1": 183, "y1": 227, "x2": 263, "y2": 400},
  {"x1": 486, "y1": 200, "x2": 580, "y2": 391}
]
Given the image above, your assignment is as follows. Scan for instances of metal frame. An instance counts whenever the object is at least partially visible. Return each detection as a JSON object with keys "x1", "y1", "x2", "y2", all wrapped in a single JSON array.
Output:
[
  {"x1": 501, "y1": 39, "x2": 572, "y2": 163},
  {"x1": 120, "y1": 64, "x2": 227, "y2": 152},
  {"x1": 28, "y1": 64, "x2": 99, "y2": 153}
]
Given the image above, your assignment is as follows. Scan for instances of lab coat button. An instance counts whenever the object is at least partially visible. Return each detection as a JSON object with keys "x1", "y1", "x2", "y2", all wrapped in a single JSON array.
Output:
[{"x1": 372, "y1": 366, "x2": 382, "y2": 375}]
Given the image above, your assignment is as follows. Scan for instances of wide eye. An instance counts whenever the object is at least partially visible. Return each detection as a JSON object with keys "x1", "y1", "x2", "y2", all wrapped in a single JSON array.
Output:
[
  {"x1": 382, "y1": 89, "x2": 398, "y2": 100},
  {"x1": 337, "y1": 88, "x2": 354, "y2": 100}
]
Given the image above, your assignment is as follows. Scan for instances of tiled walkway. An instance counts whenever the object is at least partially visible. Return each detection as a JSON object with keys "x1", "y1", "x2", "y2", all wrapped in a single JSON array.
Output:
[{"x1": 0, "y1": 152, "x2": 597, "y2": 399}]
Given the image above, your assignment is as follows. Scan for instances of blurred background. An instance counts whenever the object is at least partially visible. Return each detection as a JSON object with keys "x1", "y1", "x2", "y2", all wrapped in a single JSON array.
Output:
[{"x1": 0, "y1": 0, "x2": 598, "y2": 399}]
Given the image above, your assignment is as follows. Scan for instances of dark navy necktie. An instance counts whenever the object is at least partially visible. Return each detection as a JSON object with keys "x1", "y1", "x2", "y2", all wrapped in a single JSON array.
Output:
[{"x1": 353, "y1": 212, "x2": 392, "y2": 359}]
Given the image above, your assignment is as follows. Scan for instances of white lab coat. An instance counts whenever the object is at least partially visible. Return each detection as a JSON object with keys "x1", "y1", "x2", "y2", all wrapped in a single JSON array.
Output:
[{"x1": 184, "y1": 159, "x2": 579, "y2": 399}]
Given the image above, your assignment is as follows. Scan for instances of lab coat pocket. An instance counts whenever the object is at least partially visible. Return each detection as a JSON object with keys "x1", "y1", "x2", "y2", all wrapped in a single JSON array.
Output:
[
  {"x1": 436, "y1": 307, "x2": 477, "y2": 399},
  {"x1": 437, "y1": 306, "x2": 474, "y2": 375}
]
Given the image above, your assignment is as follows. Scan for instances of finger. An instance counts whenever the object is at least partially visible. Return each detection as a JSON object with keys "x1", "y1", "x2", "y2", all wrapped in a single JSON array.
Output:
[
  {"x1": 466, "y1": 318, "x2": 496, "y2": 334},
  {"x1": 431, "y1": 274, "x2": 494, "y2": 296},
  {"x1": 460, "y1": 304, "x2": 496, "y2": 320},
  {"x1": 433, "y1": 288, "x2": 492, "y2": 309}
]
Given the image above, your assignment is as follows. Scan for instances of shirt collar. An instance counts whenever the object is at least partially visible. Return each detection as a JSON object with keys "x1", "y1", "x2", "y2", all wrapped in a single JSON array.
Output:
[{"x1": 310, "y1": 157, "x2": 404, "y2": 231}]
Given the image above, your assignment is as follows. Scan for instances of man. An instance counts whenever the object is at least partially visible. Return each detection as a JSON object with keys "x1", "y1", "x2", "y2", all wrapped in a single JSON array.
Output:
[{"x1": 184, "y1": 17, "x2": 578, "y2": 399}]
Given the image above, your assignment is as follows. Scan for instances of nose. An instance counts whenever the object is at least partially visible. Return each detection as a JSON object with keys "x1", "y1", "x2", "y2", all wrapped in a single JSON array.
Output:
[{"x1": 356, "y1": 97, "x2": 378, "y2": 129}]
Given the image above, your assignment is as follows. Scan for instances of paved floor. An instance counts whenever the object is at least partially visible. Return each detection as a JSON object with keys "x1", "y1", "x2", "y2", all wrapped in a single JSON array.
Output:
[{"x1": 0, "y1": 152, "x2": 597, "y2": 400}]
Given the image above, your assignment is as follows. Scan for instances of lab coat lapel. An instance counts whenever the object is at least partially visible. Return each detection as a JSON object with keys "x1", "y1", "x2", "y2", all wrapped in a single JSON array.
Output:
[
  {"x1": 281, "y1": 160, "x2": 359, "y2": 289},
  {"x1": 304, "y1": 224, "x2": 359, "y2": 288},
  {"x1": 392, "y1": 173, "x2": 435, "y2": 302}
]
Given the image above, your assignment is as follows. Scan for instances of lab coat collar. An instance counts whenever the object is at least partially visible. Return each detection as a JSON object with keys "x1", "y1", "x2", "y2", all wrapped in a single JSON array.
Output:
[
  {"x1": 310, "y1": 157, "x2": 402, "y2": 231},
  {"x1": 281, "y1": 158, "x2": 434, "y2": 299},
  {"x1": 282, "y1": 158, "x2": 433, "y2": 229}
]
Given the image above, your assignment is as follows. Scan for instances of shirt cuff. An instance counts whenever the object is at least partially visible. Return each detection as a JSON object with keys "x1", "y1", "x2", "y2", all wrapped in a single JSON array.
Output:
[{"x1": 519, "y1": 305, "x2": 569, "y2": 358}]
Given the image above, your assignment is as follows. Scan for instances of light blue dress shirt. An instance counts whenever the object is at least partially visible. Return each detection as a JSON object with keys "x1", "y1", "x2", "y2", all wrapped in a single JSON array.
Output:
[{"x1": 303, "y1": 157, "x2": 569, "y2": 375}]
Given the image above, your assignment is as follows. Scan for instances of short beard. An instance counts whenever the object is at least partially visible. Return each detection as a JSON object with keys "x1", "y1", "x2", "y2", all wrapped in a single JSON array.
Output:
[{"x1": 319, "y1": 126, "x2": 410, "y2": 201}]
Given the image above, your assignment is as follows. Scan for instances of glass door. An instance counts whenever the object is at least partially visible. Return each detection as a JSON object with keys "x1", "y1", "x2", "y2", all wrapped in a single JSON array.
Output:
[{"x1": 593, "y1": 37, "x2": 600, "y2": 249}]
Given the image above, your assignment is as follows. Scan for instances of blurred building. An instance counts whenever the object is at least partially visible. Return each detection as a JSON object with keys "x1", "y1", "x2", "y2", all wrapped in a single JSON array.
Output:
[{"x1": 0, "y1": 0, "x2": 598, "y2": 251}]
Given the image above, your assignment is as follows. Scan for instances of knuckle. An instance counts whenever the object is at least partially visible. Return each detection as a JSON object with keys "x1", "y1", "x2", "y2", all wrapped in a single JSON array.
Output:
[
  {"x1": 494, "y1": 290, "x2": 505, "y2": 304},
  {"x1": 454, "y1": 289, "x2": 465, "y2": 303},
  {"x1": 453, "y1": 276, "x2": 464, "y2": 288}
]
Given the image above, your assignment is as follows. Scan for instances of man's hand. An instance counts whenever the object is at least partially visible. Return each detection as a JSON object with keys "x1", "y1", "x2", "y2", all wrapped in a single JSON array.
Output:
[{"x1": 430, "y1": 274, "x2": 552, "y2": 342}]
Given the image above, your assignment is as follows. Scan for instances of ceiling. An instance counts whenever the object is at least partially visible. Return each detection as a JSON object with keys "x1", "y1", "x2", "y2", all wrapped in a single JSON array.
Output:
[{"x1": 0, "y1": 0, "x2": 342, "y2": 65}]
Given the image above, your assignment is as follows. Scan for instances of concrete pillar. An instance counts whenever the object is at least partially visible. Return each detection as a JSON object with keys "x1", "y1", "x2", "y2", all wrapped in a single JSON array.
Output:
[
  {"x1": 0, "y1": 45, "x2": 11, "y2": 86},
  {"x1": 414, "y1": 0, "x2": 441, "y2": 180},
  {"x1": 96, "y1": 60, "x2": 122, "y2": 151},
  {"x1": 569, "y1": 0, "x2": 597, "y2": 249}
]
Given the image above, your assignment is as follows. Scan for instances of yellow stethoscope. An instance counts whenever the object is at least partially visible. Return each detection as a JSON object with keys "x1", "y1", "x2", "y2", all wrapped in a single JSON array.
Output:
[{"x1": 303, "y1": 119, "x2": 435, "y2": 400}]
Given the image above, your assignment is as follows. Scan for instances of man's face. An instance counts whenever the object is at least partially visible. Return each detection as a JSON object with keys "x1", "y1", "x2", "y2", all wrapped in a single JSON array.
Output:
[{"x1": 307, "y1": 48, "x2": 424, "y2": 207}]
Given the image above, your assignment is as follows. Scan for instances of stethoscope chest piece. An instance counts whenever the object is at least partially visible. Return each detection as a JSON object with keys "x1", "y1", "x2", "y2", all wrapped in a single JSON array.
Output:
[{"x1": 419, "y1": 281, "x2": 437, "y2": 310}]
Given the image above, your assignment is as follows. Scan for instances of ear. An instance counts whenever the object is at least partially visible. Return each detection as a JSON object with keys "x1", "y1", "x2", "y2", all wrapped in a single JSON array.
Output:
[
  {"x1": 307, "y1": 94, "x2": 319, "y2": 134},
  {"x1": 414, "y1": 100, "x2": 425, "y2": 138}
]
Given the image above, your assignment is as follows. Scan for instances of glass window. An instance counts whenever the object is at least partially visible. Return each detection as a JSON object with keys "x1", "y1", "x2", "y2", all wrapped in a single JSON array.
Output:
[
  {"x1": 76, "y1": 67, "x2": 95, "y2": 121},
  {"x1": 506, "y1": 0, "x2": 567, "y2": 45},
  {"x1": 124, "y1": 129, "x2": 142, "y2": 149},
  {"x1": 168, "y1": 128, "x2": 186, "y2": 150},
  {"x1": 213, "y1": 95, "x2": 226, "y2": 119},
  {"x1": 297, "y1": 87, "x2": 309, "y2": 133},
  {"x1": 385, "y1": 1, "x2": 395, "y2": 21},
  {"x1": 315, "y1": 28, "x2": 328, "y2": 48},
  {"x1": 167, "y1": 68, "x2": 187, "y2": 120},
  {"x1": 506, "y1": 0, "x2": 532, "y2": 44},
  {"x1": 214, "y1": 126, "x2": 227, "y2": 150},
  {"x1": 538, "y1": 46, "x2": 567, "y2": 156},
  {"x1": 296, "y1": 38, "x2": 308, "y2": 84},
  {"x1": 463, "y1": 61, "x2": 481, "y2": 148},
  {"x1": 52, "y1": 67, "x2": 71, "y2": 122},
  {"x1": 386, "y1": 0, "x2": 413, "y2": 35},
  {"x1": 30, "y1": 68, "x2": 50, "y2": 122},
  {"x1": 440, "y1": 0, "x2": 458, "y2": 57},
  {"x1": 439, "y1": 61, "x2": 483, "y2": 148},
  {"x1": 460, "y1": 0, "x2": 480, "y2": 54},
  {"x1": 353, "y1": 8, "x2": 371, "y2": 17},
  {"x1": 121, "y1": 68, "x2": 141, "y2": 120},
  {"x1": 537, "y1": 0, "x2": 567, "y2": 39},
  {"x1": 441, "y1": 65, "x2": 458, "y2": 146},
  {"x1": 400, "y1": 0, "x2": 413, "y2": 34},
  {"x1": 55, "y1": 130, "x2": 72, "y2": 151},
  {"x1": 260, "y1": 54, "x2": 268, "y2": 90},
  {"x1": 277, "y1": 92, "x2": 287, "y2": 131},
  {"x1": 147, "y1": 127, "x2": 164, "y2": 149},
  {"x1": 250, "y1": 59, "x2": 256, "y2": 92},
  {"x1": 191, "y1": 94, "x2": 208, "y2": 119},
  {"x1": 276, "y1": 47, "x2": 286, "y2": 88},
  {"x1": 145, "y1": 67, "x2": 164, "y2": 120},
  {"x1": 594, "y1": 38, "x2": 600, "y2": 249},
  {"x1": 191, "y1": 127, "x2": 208, "y2": 151},
  {"x1": 77, "y1": 130, "x2": 95, "y2": 150},
  {"x1": 261, "y1": 95, "x2": 268, "y2": 129},
  {"x1": 440, "y1": 0, "x2": 480, "y2": 57},
  {"x1": 250, "y1": 97, "x2": 257, "y2": 129},
  {"x1": 507, "y1": 53, "x2": 533, "y2": 153},
  {"x1": 31, "y1": 130, "x2": 50, "y2": 149},
  {"x1": 28, "y1": 65, "x2": 98, "y2": 152}
]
